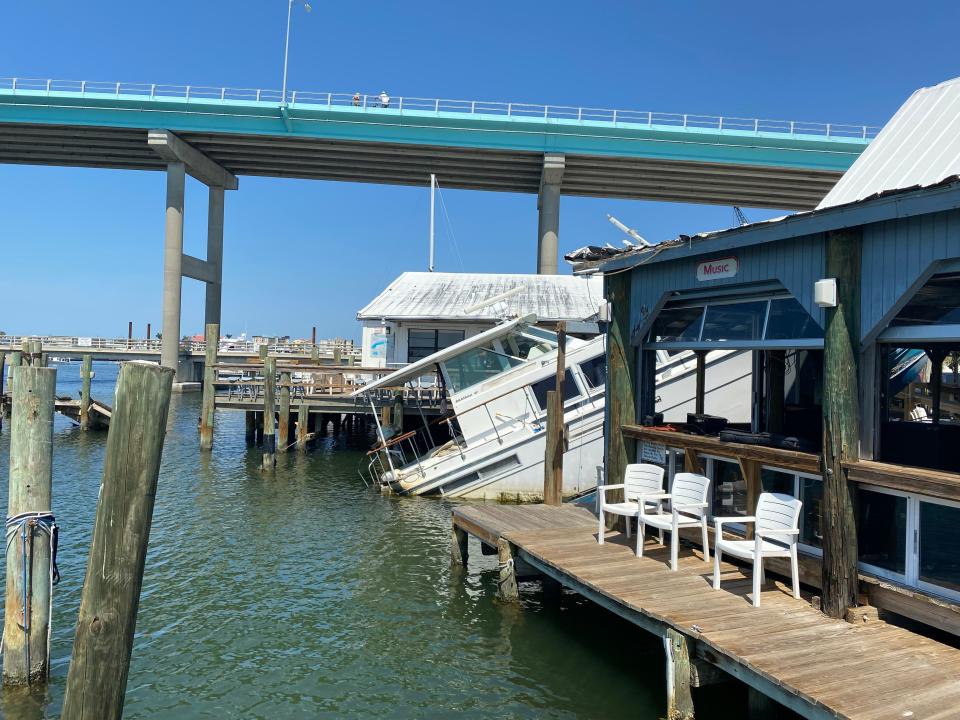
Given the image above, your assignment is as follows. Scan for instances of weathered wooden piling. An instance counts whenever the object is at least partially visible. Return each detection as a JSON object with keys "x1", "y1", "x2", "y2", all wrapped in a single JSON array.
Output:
[
  {"x1": 262, "y1": 356, "x2": 276, "y2": 469},
  {"x1": 296, "y1": 403, "x2": 309, "y2": 451},
  {"x1": 199, "y1": 323, "x2": 218, "y2": 450},
  {"x1": 3, "y1": 351, "x2": 21, "y2": 420},
  {"x1": 79, "y1": 354, "x2": 93, "y2": 431},
  {"x1": 664, "y1": 629, "x2": 695, "y2": 720},
  {"x1": 451, "y1": 526, "x2": 469, "y2": 566},
  {"x1": 30, "y1": 340, "x2": 42, "y2": 366},
  {"x1": 0, "y1": 351, "x2": 5, "y2": 431},
  {"x1": 333, "y1": 346, "x2": 342, "y2": 365},
  {"x1": 278, "y1": 371, "x2": 291, "y2": 452},
  {"x1": 39, "y1": 353, "x2": 48, "y2": 368},
  {"x1": 543, "y1": 322, "x2": 566, "y2": 506},
  {"x1": 3, "y1": 365, "x2": 57, "y2": 685},
  {"x1": 311, "y1": 345, "x2": 319, "y2": 364},
  {"x1": 61, "y1": 361, "x2": 174, "y2": 720},
  {"x1": 20, "y1": 339, "x2": 30, "y2": 364},
  {"x1": 496, "y1": 539, "x2": 519, "y2": 602},
  {"x1": 245, "y1": 411, "x2": 256, "y2": 443}
]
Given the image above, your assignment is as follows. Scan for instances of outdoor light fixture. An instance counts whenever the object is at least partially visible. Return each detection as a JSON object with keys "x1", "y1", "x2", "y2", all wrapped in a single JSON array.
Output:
[
  {"x1": 281, "y1": 0, "x2": 312, "y2": 106},
  {"x1": 815, "y1": 278, "x2": 838, "y2": 308}
]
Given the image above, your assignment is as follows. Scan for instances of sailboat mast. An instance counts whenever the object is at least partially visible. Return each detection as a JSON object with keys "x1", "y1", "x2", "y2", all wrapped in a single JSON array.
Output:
[{"x1": 429, "y1": 173, "x2": 436, "y2": 272}]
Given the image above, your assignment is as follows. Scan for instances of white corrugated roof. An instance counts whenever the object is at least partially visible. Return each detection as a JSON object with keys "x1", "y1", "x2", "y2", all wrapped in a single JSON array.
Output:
[
  {"x1": 818, "y1": 76, "x2": 960, "y2": 209},
  {"x1": 357, "y1": 272, "x2": 604, "y2": 322}
]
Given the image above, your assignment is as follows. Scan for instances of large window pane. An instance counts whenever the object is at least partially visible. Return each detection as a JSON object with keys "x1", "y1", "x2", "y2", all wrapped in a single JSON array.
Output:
[
  {"x1": 889, "y1": 273, "x2": 960, "y2": 327},
  {"x1": 919, "y1": 501, "x2": 960, "y2": 594},
  {"x1": 701, "y1": 301, "x2": 767, "y2": 342},
  {"x1": 713, "y1": 459, "x2": 747, "y2": 517},
  {"x1": 579, "y1": 355, "x2": 606, "y2": 389},
  {"x1": 443, "y1": 345, "x2": 523, "y2": 393},
  {"x1": 437, "y1": 330, "x2": 465, "y2": 349},
  {"x1": 408, "y1": 329, "x2": 464, "y2": 363},
  {"x1": 650, "y1": 307, "x2": 704, "y2": 343},
  {"x1": 857, "y1": 489, "x2": 907, "y2": 575},
  {"x1": 766, "y1": 298, "x2": 822, "y2": 340},
  {"x1": 799, "y1": 477, "x2": 823, "y2": 548},
  {"x1": 761, "y1": 468, "x2": 794, "y2": 496},
  {"x1": 531, "y1": 370, "x2": 579, "y2": 409}
]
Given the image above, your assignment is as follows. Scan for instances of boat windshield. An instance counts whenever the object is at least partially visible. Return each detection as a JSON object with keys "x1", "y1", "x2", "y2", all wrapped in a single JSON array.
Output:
[{"x1": 442, "y1": 328, "x2": 558, "y2": 394}]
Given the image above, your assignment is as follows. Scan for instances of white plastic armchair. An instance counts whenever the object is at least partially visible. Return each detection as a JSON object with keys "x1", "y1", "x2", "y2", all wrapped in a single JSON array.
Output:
[
  {"x1": 637, "y1": 473, "x2": 711, "y2": 570},
  {"x1": 712, "y1": 492, "x2": 802, "y2": 608},
  {"x1": 597, "y1": 464, "x2": 665, "y2": 548}
]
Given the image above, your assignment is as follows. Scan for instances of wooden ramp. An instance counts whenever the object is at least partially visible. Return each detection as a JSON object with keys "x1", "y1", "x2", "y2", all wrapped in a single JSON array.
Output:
[
  {"x1": 54, "y1": 397, "x2": 111, "y2": 428},
  {"x1": 452, "y1": 504, "x2": 960, "y2": 720}
]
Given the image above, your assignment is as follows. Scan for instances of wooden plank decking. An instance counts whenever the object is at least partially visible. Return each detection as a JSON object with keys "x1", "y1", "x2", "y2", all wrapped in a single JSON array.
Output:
[{"x1": 452, "y1": 504, "x2": 960, "y2": 720}]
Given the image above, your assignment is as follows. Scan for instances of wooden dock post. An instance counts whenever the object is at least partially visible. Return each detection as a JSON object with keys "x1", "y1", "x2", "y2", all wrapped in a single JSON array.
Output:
[
  {"x1": 30, "y1": 340, "x2": 42, "y2": 367},
  {"x1": 262, "y1": 356, "x2": 276, "y2": 469},
  {"x1": 821, "y1": 228, "x2": 861, "y2": 619},
  {"x1": 544, "y1": 322, "x2": 566, "y2": 506},
  {"x1": 3, "y1": 365, "x2": 56, "y2": 685},
  {"x1": 3, "y1": 351, "x2": 21, "y2": 420},
  {"x1": 199, "y1": 323, "x2": 218, "y2": 450},
  {"x1": 245, "y1": 411, "x2": 256, "y2": 443},
  {"x1": 664, "y1": 628, "x2": 695, "y2": 720},
  {"x1": 61, "y1": 361, "x2": 174, "y2": 720},
  {"x1": 0, "y1": 351, "x2": 4, "y2": 431},
  {"x1": 20, "y1": 339, "x2": 30, "y2": 365},
  {"x1": 278, "y1": 371, "x2": 291, "y2": 452},
  {"x1": 496, "y1": 539, "x2": 519, "y2": 602},
  {"x1": 451, "y1": 525, "x2": 469, "y2": 566},
  {"x1": 604, "y1": 270, "x2": 636, "y2": 522},
  {"x1": 296, "y1": 403, "x2": 309, "y2": 451},
  {"x1": 80, "y1": 354, "x2": 93, "y2": 431}
]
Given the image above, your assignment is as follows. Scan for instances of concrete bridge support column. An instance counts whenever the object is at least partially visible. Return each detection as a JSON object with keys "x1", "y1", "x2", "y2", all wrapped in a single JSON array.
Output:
[
  {"x1": 161, "y1": 162, "x2": 185, "y2": 373},
  {"x1": 537, "y1": 153, "x2": 565, "y2": 275}
]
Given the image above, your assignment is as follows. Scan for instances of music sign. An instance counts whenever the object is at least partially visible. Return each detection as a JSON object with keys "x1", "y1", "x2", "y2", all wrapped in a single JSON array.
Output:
[{"x1": 696, "y1": 256, "x2": 738, "y2": 281}]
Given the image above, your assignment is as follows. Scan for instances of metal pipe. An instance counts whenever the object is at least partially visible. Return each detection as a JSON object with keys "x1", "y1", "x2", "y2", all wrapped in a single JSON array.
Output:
[
  {"x1": 281, "y1": 0, "x2": 294, "y2": 105},
  {"x1": 428, "y1": 174, "x2": 436, "y2": 272}
]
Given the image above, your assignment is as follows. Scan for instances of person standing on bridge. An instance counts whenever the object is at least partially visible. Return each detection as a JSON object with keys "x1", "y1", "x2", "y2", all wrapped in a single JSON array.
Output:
[
  {"x1": 379, "y1": 91, "x2": 390, "y2": 108},
  {"x1": 352, "y1": 91, "x2": 360, "y2": 107}
]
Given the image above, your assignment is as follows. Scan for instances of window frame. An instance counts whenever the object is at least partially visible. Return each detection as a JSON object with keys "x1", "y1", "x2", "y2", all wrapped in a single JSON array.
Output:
[
  {"x1": 406, "y1": 327, "x2": 465, "y2": 363},
  {"x1": 915, "y1": 494, "x2": 960, "y2": 603},
  {"x1": 760, "y1": 465, "x2": 824, "y2": 557}
]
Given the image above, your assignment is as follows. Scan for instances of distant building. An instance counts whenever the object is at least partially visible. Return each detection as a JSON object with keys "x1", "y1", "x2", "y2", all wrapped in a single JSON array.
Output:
[{"x1": 356, "y1": 271, "x2": 604, "y2": 367}]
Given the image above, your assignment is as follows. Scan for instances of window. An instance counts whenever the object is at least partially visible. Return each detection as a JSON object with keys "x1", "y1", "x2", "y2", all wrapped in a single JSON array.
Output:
[
  {"x1": 700, "y1": 300, "x2": 767, "y2": 342},
  {"x1": 857, "y1": 488, "x2": 908, "y2": 577},
  {"x1": 766, "y1": 298, "x2": 823, "y2": 340},
  {"x1": 650, "y1": 306, "x2": 704, "y2": 343},
  {"x1": 579, "y1": 355, "x2": 607, "y2": 390},
  {"x1": 761, "y1": 467, "x2": 794, "y2": 495},
  {"x1": 407, "y1": 329, "x2": 464, "y2": 363},
  {"x1": 760, "y1": 467, "x2": 823, "y2": 550},
  {"x1": 531, "y1": 370, "x2": 580, "y2": 409},
  {"x1": 888, "y1": 273, "x2": 960, "y2": 327},
  {"x1": 710, "y1": 458, "x2": 748, "y2": 517},
  {"x1": 918, "y1": 499, "x2": 960, "y2": 595},
  {"x1": 442, "y1": 344, "x2": 524, "y2": 394}
]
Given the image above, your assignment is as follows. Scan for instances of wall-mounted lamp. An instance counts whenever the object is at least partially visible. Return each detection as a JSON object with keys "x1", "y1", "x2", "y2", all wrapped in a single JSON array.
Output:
[{"x1": 814, "y1": 278, "x2": 838, "y2": 308}]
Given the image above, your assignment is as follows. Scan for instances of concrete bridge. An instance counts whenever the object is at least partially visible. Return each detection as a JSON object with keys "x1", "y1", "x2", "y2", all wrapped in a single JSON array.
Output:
[{"x1": 0, "y1": 78, "x2": 876, "y2": 378}]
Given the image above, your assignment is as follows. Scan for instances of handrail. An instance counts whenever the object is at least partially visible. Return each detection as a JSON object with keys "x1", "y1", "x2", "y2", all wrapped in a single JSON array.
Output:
[{"x1": 0, "y1": 77, "x2": 881, "y2": 140}]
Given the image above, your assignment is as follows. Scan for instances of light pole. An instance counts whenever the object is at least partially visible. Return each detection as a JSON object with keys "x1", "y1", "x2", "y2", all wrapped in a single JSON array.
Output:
[{"x1": 281, "y1": 0, "x2": 311, "y2": 105}]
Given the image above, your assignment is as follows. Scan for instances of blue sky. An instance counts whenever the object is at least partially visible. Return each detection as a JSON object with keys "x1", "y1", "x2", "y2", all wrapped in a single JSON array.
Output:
[{"x1": 1, "y1": 1, "x2": 958, "y2": 341}]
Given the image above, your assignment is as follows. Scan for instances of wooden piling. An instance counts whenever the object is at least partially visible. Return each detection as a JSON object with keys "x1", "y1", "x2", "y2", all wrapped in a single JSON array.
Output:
[
  {"x1": 3, "y1": 351, "x2": 21, "y2": 420},
  {"x1": 311, "y1": 345, "x2": 319, "y2": 364},
  {"x1": 3, "y1": 365, "x2": 56, "y2": 685},
  {"x1": 296, "y1": 404, "x2": 309, "y2": 451},
  {"x1": 278, "y1": 371, "x2": 291, "y2": 452},
  {"x1": 664, "y1": 628, "x2": 695, "y2": 720},
  {"x1": 0, "y1": 351, "x2": 4, "y2": 431},
  {"x1": 496, "y1": 538, "x2": 519, "y2": 602},
  {"x1": 199, "y1": 323, "x2": 218, "y2": 450},
  {"x1": 39, "y1": 353, "x2": 48, "y2": 368},
  {"x1": 61, "y1": 361, "x2": 174, "y2": 720},
  {"x1": 451, "y1": 525, "x2": 469, "y2": 566},
  {"x1": 694, "y1": 350, "x2": 706, "y2": 415},
  {"x1": 30, "y1": 340, "x2": 42, "y2": 366},
  {"x1": 244, "y1": 411, "x2": 256, "y2": 443},
  {"x1": 544, "y1": 390, "x2": 564, "y2": 506},
  {"x1": 262, "y1": 356, "x2": 276, "y2": 469},
  {"x1": 821, "y1": 228, "x2": 861, "y2": 619},
  {"x1": 333, "y1": 346, "x2": 342, "y2": 365},
  {"x1": 80, "y1": 354, "x2": 93, "y2": 431}
]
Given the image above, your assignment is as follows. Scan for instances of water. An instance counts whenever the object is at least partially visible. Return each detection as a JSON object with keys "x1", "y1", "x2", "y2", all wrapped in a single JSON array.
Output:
[{"x1": 0, "y1": 361, "x2": 750, "y2": 719}]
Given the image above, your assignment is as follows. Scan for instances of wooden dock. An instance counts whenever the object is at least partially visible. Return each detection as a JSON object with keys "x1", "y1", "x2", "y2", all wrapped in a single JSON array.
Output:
[{"x1": 452, "y1": 504, "x2": 960, "y2": 720}]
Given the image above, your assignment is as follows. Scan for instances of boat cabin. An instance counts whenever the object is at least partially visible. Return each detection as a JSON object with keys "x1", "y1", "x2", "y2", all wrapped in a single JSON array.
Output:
[{"x1": 595, "y1": 76, "x2": 960, "y2": 636}]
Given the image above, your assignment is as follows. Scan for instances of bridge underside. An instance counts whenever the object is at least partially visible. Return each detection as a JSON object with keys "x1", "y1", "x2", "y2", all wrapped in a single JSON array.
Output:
[{"x1": 0, "y1": 123, "x2": 839, "y2": 209}]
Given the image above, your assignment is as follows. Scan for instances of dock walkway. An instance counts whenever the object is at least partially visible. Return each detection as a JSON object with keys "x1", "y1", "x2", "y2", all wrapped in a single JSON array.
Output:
[{"x1": 452, "y1": 504, "x2": 960, "y2": 719}]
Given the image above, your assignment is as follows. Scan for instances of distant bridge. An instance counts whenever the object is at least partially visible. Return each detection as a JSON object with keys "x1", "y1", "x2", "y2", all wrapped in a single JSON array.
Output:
[{"x1": 0, "y1": 78, "x2": 876, "y2": 380}]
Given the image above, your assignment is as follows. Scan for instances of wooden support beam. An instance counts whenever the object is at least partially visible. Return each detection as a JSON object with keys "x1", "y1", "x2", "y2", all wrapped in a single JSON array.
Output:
[
  {"x1": 199, "y1": 323, "x2": 218, "y2": 450},
  {"x1": 278, "y1": 371, "x2": 291, "y2": 452},
  {"x1": 3, "y1": 366, "x2": 56, "y2": 684},
  {"x1": 296, "y1": 404, "x2": 308, "y2": 451},
  {"x1": 244, "y1": 411, "x2": 256, "y2": 443},
  {"x1": 765, "y1": 350, "x2": 786, "y2": 434},
  {"x1": 684, "y1": 448, "x2": 704, "y2": 474},
  {"x1": 664, "y1": 628, "x2": 695, "y2": 720},
  {"x1": 262, "y1": 356, "x2": 276, "y2": 470},
  {"x1": 78, "y1": 354, "x2": 93, "y2": 431},
  {"x1": 738, "y1": 458, "x2": 761, "y2": 539},
  {"x1": 604, "y1": 270, "x2": 636, "y2": 520},
  {"x1": 544, "y1": 323, "x2": 566, "y2": 505},
  {"x1": 451, "y1": 525, "x2": 469, "y2": 566},
  {"x1": 496, "y1": 538, "x2": 519, "y2": 602},
  {"x1": 690, "y1": 658, "x2": 729, "y2": 688},
  {"x1": 694, "y1": 350, "x2": 706, "y2": 416},
  {"x1": 61, "y1": 362, "x2": 174, "y2": 720},
  {"x1": 821, "y1": 228, "x2": 861, "y2": 620}
]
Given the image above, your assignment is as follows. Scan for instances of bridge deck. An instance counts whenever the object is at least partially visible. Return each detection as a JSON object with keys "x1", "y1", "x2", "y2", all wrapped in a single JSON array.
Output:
[{"x1": 452, "y1": 504, "x2": 960, "y2": 720}]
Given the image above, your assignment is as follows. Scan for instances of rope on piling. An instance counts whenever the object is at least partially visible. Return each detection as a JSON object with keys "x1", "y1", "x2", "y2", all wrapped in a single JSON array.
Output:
[{"x1": 2, "y1": 511, "x2": 60, "y2": 682}]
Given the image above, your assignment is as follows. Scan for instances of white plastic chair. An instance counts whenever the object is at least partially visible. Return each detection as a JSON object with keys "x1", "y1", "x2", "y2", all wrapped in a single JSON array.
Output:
[
  {"x1": 712, "y1": 492, "x2": 802, "y2": 608},
  {"x1": 637, "y1": 472, "x2": 711, "y2": 570},
  {"x1": 597, "y1": 464, "x2": 665, "y2": 551}
]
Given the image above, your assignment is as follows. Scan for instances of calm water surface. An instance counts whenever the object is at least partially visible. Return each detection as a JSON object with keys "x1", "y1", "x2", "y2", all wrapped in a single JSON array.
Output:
[{"x1": 0, "y1": 361, "x2": 748, "y2": 719}]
